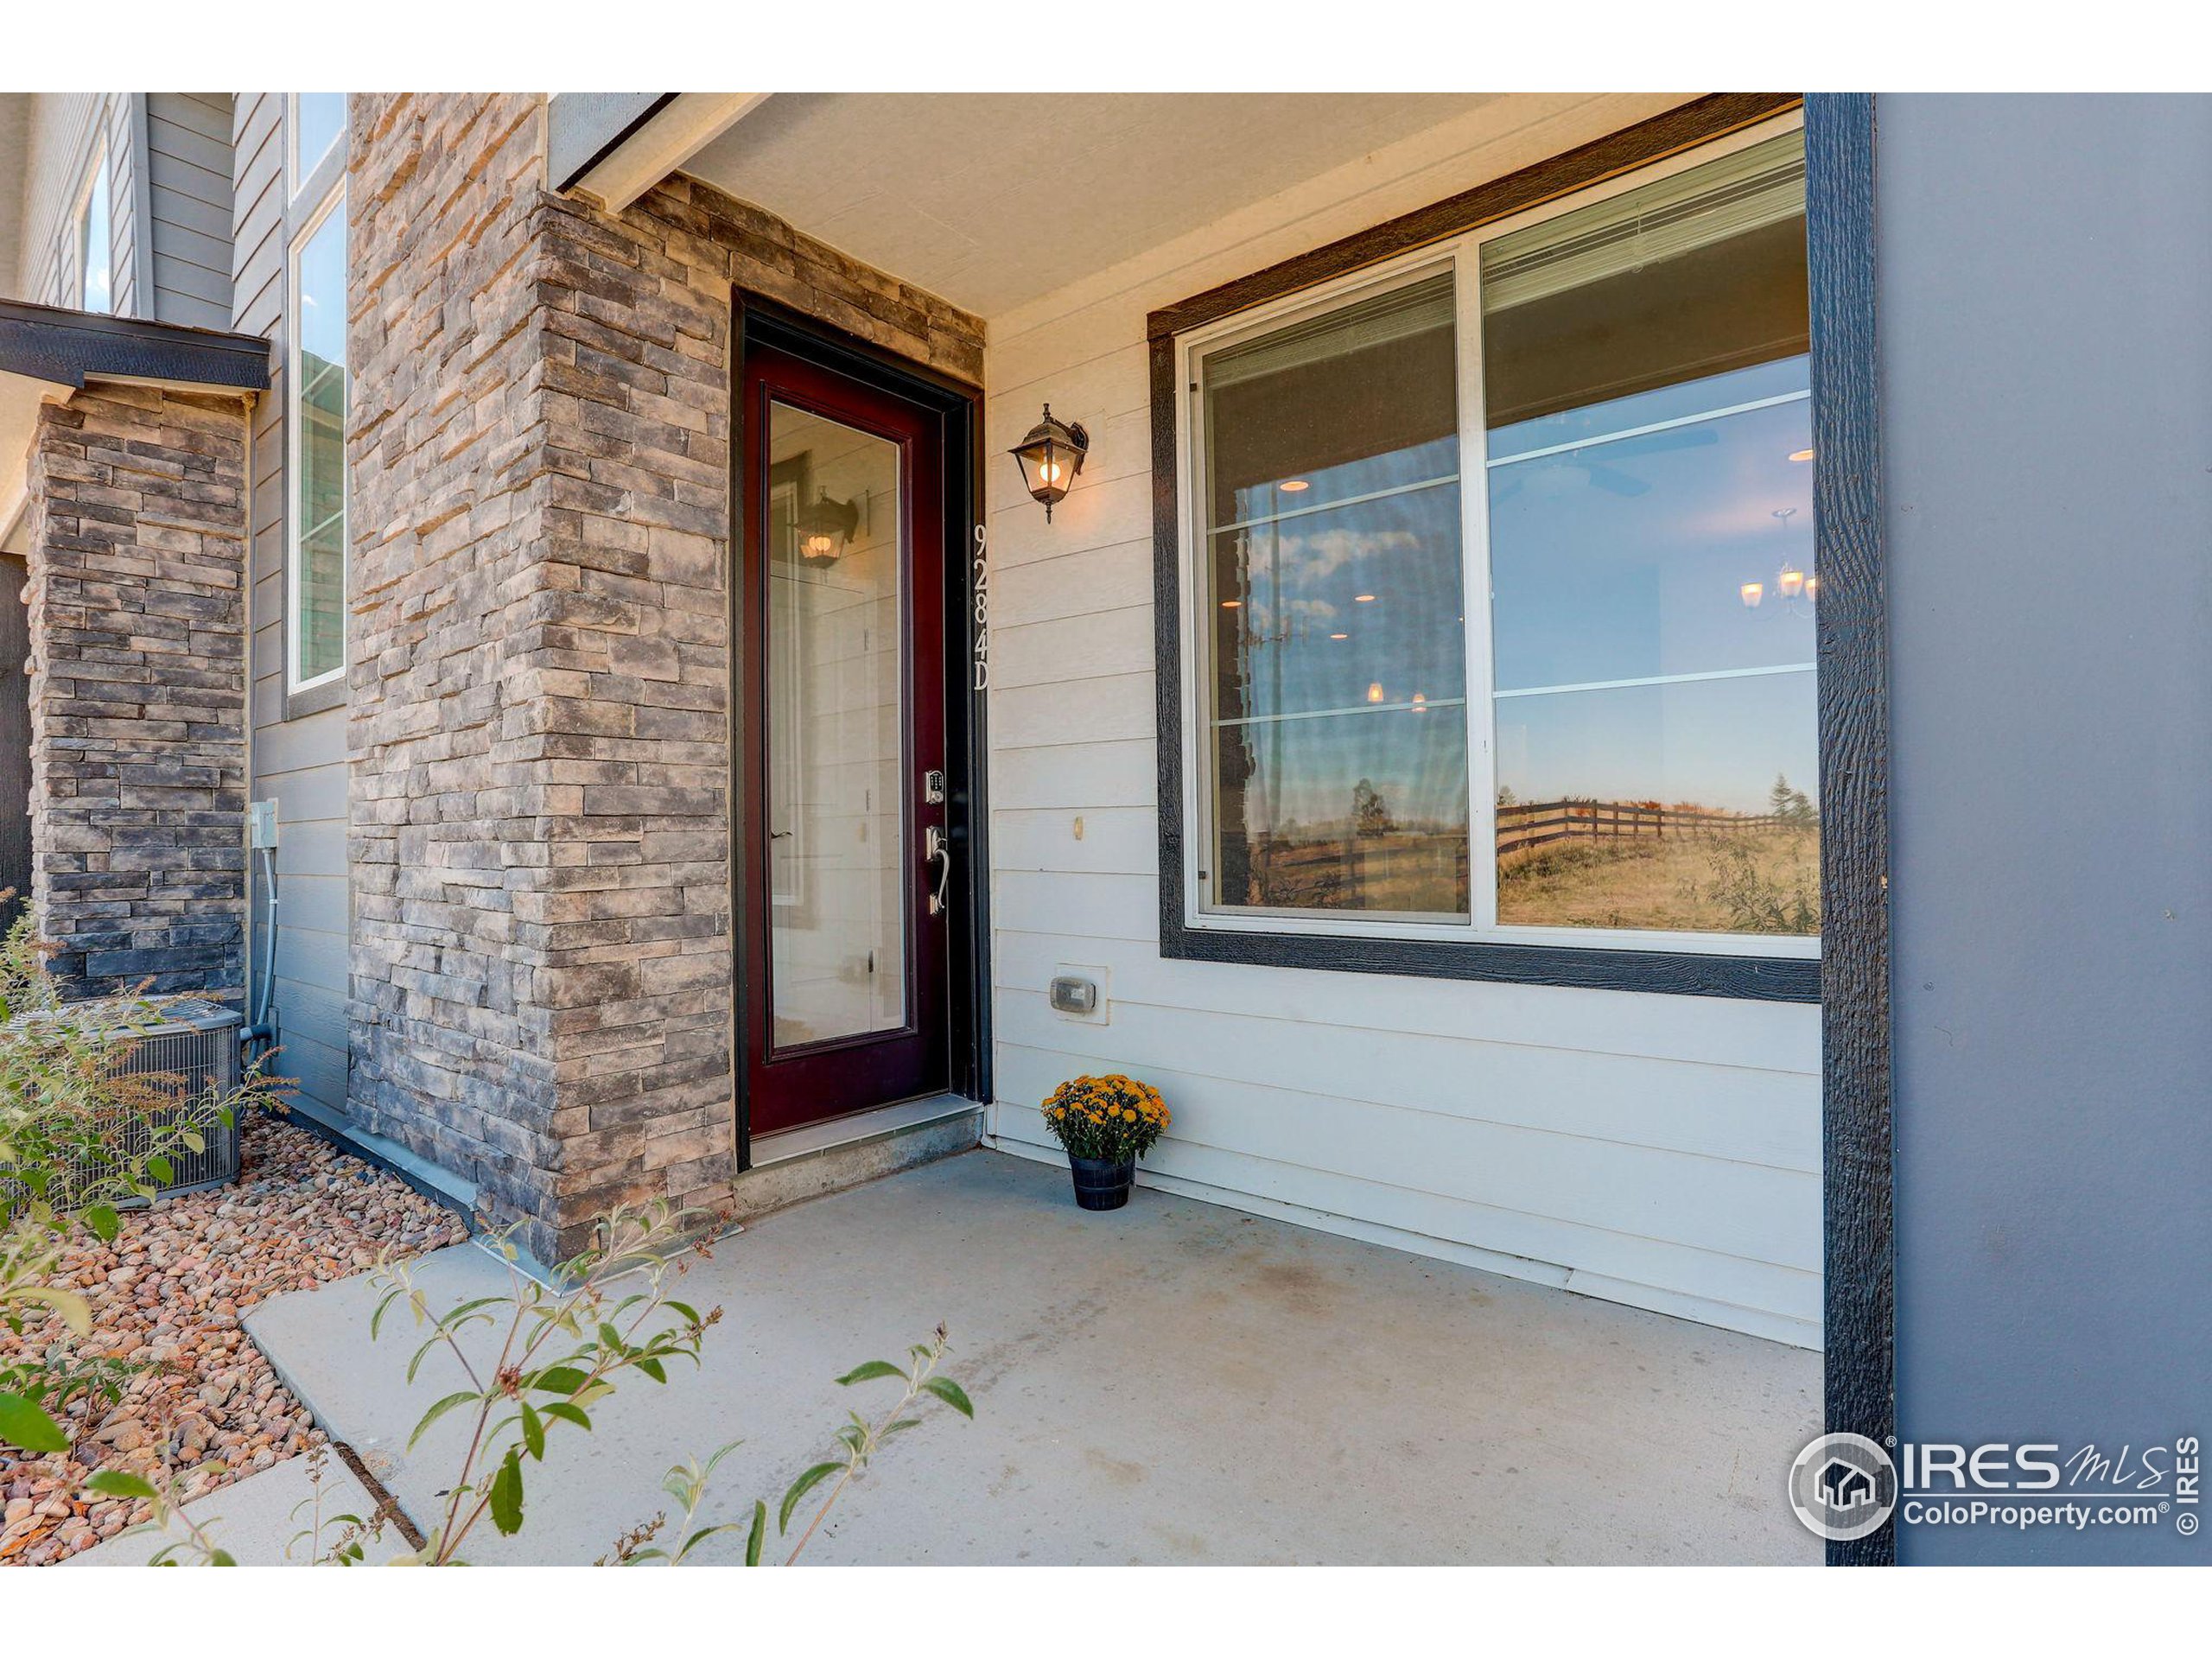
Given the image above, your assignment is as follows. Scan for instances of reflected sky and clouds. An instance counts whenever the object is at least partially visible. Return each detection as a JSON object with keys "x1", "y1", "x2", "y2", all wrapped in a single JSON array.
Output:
[
  {"x1": 1489, "y1": 356, "x2": 1816, "y2": 814},
  {"x1": 1203, "y1": 279, "x2": 1470, "y2": 902},
  {"x1": 294, "y1": 206, "x2": 349, "y2": 686}
]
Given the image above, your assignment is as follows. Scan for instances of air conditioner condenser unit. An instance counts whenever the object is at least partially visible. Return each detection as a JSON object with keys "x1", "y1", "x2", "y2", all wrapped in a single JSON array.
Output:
[{"x1": 6, "y1": 996, "x2": 244, "y2": 1201}]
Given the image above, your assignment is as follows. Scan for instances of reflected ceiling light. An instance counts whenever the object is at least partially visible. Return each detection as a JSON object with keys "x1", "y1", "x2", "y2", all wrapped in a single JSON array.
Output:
[
  {"x1": 1279, "y1": 479, "x2": 1310, "y2": 493},
  {"x1": 1741, "y1": 506, "x2": 1816, "y2": 618},
  {"x1": 796, "y1": 490, "x2": 861, "y2": 568},
  {"x1": 1329, "y1": 632, "x2": 1349, "y2": 640},
  {"x1": 1789, "y1": 448, "x2": 1815, "y2": 463},
  {"x1": 1354, "y1": 593, "x2": 1376, "y2": 604},
  {"x1": 1410, "y1": 693, "x2": 1427, "y2": 712},
  {"x1": 1009, "y1": 404, "x2": 1090, "y2": 522},
  {"x1": 1220, "y1": 599, "x2": 1242, "y2": 609},
  {"x1": 1366, "y1": 682, "x2": 1385, "y2": 703}
]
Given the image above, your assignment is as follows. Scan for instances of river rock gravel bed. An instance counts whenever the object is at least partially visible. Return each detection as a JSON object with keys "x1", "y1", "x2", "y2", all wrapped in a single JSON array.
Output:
[{"x1": 1, "y1": 1115, "x2": 467, "y2": 1566}]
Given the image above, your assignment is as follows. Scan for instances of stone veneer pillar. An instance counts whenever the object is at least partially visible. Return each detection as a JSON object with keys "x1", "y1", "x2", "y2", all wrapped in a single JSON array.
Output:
[
  {"x1": 343, "y1": 94, "x2": 983, "y2": 1262},
  {"x1": 22, "y1": 385, "x2": 251, "y2": 998}
]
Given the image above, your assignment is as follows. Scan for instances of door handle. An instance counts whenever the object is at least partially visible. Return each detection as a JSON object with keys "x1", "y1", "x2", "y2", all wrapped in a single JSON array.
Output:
[{"x1": 925, "y1": 824, "x2": 952, "y2": 917}]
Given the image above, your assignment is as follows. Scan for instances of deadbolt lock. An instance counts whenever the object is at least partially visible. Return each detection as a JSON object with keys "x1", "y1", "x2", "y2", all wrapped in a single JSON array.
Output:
[{"x1": 924, "y1": 769, "x2": 946, "y2": 804}]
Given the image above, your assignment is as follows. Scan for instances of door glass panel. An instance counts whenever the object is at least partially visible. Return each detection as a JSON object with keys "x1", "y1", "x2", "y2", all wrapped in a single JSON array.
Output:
[{"x1": 766, "y1": 402, "x2": 906, "y2": 1050}]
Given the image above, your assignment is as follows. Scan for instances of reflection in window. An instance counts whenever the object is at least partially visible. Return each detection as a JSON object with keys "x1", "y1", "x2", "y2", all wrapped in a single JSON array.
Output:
[
  {"x1": 295, "y1": 93, "x2": 347, "y2": 180},
  {"x1": 1198, "y1": 271, "x2": 1469, "y2": 918},
  {"x1": 764, "y1": 403, "x2": 907, "y2": 1051},
  {"x1": 78, "y1": 151, "x2": 111, "y2": 314},
  {"x1": 1482, "y1": 130, "x2": 1817, "y2": 937},
  {"x1": 290, "y1": 200, "x2": 347, "y2": 690}
]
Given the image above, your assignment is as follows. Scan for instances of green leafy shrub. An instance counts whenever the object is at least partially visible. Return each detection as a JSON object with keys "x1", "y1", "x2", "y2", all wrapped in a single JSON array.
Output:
[
  {"x1": 132, "y1": 1203, "x2": 980, "y2": 1567},
  {"x1": 0, "y1": 908, "x2": 281, "y2": 1456}
]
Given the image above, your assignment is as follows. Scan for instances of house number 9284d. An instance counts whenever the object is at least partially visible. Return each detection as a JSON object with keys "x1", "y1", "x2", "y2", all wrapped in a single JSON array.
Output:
[{"x1": 972, "y1": 524, "x2": 989, "y2": 691}]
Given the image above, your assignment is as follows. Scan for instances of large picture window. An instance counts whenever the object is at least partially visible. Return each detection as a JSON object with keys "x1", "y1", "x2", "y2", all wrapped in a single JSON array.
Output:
[
  {"x1": 1176, "y1": 118, "x2": 1815, "y2": 961},
  {"x1": 287, "y1": 191, "x2": 348, "y2": 693}
]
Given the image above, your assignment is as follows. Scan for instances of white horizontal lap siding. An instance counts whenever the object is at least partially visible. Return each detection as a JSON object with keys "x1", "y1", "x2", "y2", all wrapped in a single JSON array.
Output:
[
  {"x1": 236, "y1": 92, "x2": 351, "y2": 1124},
  {"x1": 9, "y1": 94, "x2": 130, "y2": 310},
  {"x1": 976, "y1": 92, "x2": 1823, "y2": 1347}
]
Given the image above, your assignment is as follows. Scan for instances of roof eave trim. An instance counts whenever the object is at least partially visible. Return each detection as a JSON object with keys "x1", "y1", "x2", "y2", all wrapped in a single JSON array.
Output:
[{"x1": 0, "y1": 299, "x2": 271, "y2": 394}]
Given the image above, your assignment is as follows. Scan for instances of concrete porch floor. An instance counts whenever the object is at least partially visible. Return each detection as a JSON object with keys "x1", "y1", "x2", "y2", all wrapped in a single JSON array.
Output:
[{"x1": 244, "y1": 1149, "x2": 1821, "y2": 1565}]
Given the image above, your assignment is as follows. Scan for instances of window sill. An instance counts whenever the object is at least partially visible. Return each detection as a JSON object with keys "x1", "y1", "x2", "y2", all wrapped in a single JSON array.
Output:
[
  {"x1": 283, "y1": 672, "x2": 346, "y2": 722},
  {"x1": 1160, "y1": 910, "x2": 1821, "y2": 1001}
]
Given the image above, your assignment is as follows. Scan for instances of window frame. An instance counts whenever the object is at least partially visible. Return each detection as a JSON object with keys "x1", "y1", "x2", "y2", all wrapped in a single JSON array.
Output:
[
  {"x1": 284, "y1": 181, "x2": 349, "y2": 701},
  {"x1": 1153, "y1": 99, "x2": 1821, "y2": 1001}
]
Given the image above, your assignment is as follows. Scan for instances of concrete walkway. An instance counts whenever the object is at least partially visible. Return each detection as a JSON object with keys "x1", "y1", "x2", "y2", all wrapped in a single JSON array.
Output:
[
  {"x1": 244, "y1": 1149, "x2": 1821, "y2": 1565},
  {"x1": 60, "y1": 1455, "x2": 409, "y2": 1566}
]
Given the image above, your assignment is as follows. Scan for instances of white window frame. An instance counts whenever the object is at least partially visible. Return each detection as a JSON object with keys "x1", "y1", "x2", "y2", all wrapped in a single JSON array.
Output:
[
  {"x1": 69, "y1": 140, "x2": 111, "y2": 314},
  {"x1": 285, "y1": 183, "x2": 348, "y2": 696},
  {"x1": 1172, "y1": 109, "x2": 1816, "y2": 961}
]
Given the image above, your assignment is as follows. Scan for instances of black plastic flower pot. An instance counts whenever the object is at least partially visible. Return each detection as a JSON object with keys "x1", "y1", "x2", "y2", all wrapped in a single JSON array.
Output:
[{"x1": 1068, "y1": 1154, "x2": 1136, "y2": 1211}]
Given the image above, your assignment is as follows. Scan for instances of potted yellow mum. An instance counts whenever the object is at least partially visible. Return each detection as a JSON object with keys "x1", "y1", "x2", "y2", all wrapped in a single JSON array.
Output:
[{"x1": 1039, "y1": 1074, "x2": 1169, "y2": 1211}]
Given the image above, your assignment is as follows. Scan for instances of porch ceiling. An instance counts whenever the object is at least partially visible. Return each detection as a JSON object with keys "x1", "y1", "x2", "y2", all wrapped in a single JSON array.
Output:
[{"x1": 680, "y1": 92, "x2": 1498, "y2": 318}]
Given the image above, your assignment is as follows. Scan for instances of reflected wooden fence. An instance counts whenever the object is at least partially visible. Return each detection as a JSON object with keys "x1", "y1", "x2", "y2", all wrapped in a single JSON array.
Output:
[
  {"x1": 1496, "y1": 799, "x2": 1796, "y2": 862},
  {"x1": 1238, "y1": 803, "x2": 1808, "y2": 906}
]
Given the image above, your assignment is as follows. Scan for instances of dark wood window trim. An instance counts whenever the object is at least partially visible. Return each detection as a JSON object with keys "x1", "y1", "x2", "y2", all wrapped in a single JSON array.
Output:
[
  {"x1": 1804, "y1": 92, "x2": 1892, "y2": 1567},
  {"x1": 1146, "y1": 93, "x2": 1819, "y2": 1003}
]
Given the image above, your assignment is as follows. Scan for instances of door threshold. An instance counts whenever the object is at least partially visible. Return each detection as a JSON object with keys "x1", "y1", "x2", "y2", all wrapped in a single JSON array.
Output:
[{"x1": 747, "y1": 1093, "x2": 980, "y2": 1170}]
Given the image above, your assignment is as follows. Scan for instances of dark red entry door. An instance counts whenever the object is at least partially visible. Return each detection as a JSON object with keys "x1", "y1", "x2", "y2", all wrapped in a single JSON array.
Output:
[{"x1": 739, "y1": 341, "x2": 950, "y2": 1139}]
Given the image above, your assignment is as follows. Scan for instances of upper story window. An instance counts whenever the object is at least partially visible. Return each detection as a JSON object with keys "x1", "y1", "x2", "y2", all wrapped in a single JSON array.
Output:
[
  {"x1": 74, "y1": 143, "x2": 112, "y2": 314},
  {"x1": 290, "y1": 93, "x2": 346, "y2": 191},
  {"x1": 1173, "y1": 119, "x2": 1815, "y2": 961},
  {"x1": 287, "y1": 184, "x2": 348, "y2": 694}
]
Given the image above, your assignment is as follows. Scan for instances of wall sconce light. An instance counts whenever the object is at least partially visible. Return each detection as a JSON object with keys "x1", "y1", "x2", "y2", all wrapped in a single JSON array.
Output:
[
  {"x1": 796, "y1": 489, "x2": 861, "y2": 569},
  {"x1": 1010, "y1": 404, "x2": 1089, "y2": 522}
]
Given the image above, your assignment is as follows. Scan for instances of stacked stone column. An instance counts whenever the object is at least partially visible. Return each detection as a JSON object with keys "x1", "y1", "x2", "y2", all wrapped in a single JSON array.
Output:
[
  {"x1": 345, "y1": 93, "x2": 983, "y2": 1262},
  {"x1": 23, "y1": 385, "x2": 249, "y2": 998}
]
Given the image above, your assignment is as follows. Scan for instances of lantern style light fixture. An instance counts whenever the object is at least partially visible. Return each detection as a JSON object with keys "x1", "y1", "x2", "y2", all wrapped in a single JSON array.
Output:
[
  {"x1": 1009, "y1": 404, "x2": 1089, "y2": 522},
  {"x1": 795, "y1": 488, "x2": 861, "y2": 569}
]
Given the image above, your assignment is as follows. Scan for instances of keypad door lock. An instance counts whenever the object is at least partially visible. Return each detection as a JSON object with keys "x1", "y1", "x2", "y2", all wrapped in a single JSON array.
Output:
[{"x1": 923, "y1": 768, "x2": 946, "y2": 804}]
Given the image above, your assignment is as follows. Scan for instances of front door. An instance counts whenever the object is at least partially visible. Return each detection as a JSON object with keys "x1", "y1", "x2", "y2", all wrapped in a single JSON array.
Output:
[{"x1": 739, "y1": 339, "x2": 950, "y2": 1139}]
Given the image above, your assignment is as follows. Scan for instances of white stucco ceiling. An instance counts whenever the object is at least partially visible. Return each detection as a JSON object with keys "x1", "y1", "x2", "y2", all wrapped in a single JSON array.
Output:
[{"x1": 681, "y1": 93, "x2": 1497, "y2": 320}]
